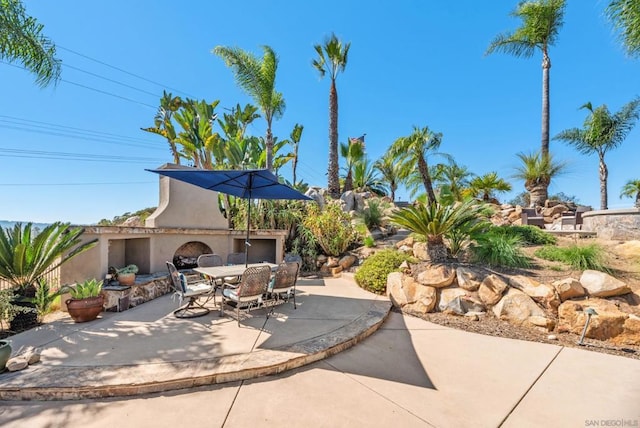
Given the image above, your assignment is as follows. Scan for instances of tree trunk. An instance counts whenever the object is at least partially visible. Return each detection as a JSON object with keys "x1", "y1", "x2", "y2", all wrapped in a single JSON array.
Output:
[
  {"x1": 599, "y1": 153, "x2": 608, "y2": 210},
  {"x1": 266, "y1": 125, "x2": 274, "y2": 171},
  {"x1": 541, "y1": 52, "x2": 551, "y2": 158},
  {"x1": 292, "y1": 149, "x2": 298, "y2": 187},
  {"x1": 527, "y1": 182, "x2": 548, "y2": 208},
  {"x1": 418, "y1": 156, "x2": 437, "y2": 205},
  {"x1": 343, "y1": 168, "x2": 353, "y2": 192},
  {"x1": 427, "y1": 240, "x2": 448, "y2": 263},
  {"x1": 328, "y1": 80, "x2": 340, "y2": 198},
  {"x1": 635, "y1": 192, "x2": 640, "y2": 208}
]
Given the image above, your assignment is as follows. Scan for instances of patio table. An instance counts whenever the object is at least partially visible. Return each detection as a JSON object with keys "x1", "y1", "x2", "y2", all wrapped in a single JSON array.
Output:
[{"x1": 194, "y1": 262, "x2": 278, "y2": 284}]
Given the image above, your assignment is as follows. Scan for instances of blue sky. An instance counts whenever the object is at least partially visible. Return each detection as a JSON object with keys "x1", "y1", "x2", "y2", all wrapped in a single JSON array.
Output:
[{"x1": 1, "y1": 0, "x2": 638, "y2": 224}]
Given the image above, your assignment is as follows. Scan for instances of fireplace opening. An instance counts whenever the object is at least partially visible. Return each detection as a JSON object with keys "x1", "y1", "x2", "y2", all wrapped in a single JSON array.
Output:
[{"x1": 173, "y1": 241, "x2": 212, "y2": 269}]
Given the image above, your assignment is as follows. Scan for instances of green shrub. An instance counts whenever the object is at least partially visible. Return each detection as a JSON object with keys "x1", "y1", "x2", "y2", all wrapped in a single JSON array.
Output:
[
  {"x1": 303, "y1": 202, "x2": 360, "y2": 256},
  {"x1": 31, "y1": 278, "x2": 62, "y2": 323},
  {"x1": 362, "y1": 199, "x2": 383, "y2": 229},
  {"x1": 354, "y1": 249, "x2": 412, "y2": 294},
  {"x1": 472, "y1": 232, "x2": 531, "y2": 268},
  {"x1": 363, "y1": 236, "x2": 376, "y2": 248},
  {"x1": 493, "y1": 225, "x2": 556, "y2": 245},
  {"x1": 534, "y1": 244, "x2": 609, "y2": 271}
]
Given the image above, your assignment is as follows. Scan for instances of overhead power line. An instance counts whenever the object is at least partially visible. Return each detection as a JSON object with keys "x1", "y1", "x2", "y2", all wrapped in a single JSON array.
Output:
[
  {"x1": 0, "y1": 181, "x2": 154, "y2": 186},
  {"x1": 0, "y1": 147, "x2": 165, "y2": 163},
  {"x1": 58, "y1": 45, "x2": 197, "y2": 99},
  {"x1": 62, "y1": 63, "x2": 161, "y2": 98},
  {"x1": 0, "y1": 61, "x2": 157, "y2": 109},
  {"x1": 0, "y1": 115, "x2": 161, "y2": 146}
]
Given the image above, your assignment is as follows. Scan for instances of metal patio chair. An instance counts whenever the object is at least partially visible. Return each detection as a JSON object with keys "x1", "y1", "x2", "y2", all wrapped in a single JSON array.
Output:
[
  {"x1": 267, "y1": 261, "x2": 300, "y2": 310},
  {"x1": 220, "y1": 265, "x2": 271, "y2": 326},
  {"x1": 166, "y1": 261, "x2": 215, "y2": 318}
]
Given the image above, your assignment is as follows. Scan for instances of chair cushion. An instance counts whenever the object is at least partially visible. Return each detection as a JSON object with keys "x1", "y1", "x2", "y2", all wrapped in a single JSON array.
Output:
[{"x1": 178, "y1": 273, "x2": 188, "y2": 293}]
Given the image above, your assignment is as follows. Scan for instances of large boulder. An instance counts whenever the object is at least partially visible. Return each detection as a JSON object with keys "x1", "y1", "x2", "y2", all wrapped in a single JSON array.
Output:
[
  {"x1": 438, "y1": 287, "x2": 469, "y2": 313},
  {"x1": 492, "y1": 288, "x2": 554, "y2": 330},
  {"x1": 478, "y1": 274, "x2": 509, "y2": 306},
  {"x1": 395, "y1": 236, "x2": 415, "y2": 249},
  {"x1": 412, "y1": 242, "x2": 428, "y2": 261},
  {"x1": 340, "y1": 191, "x2": 356, "y2": 212},
  {"x1": 580, "y1": 270, "x2": 631, "y2": 297},
  {"x1": 416, "y1": 264, "x2": 456, "y2": 288},
  {"x1": 387, "y1": 272, "x2": 437, "y2": 314},
  {"x1": 557, "y1": 299, "x2": 627, "y2": 341},
  {"x1": 508, "y1": 275, "x2": 560, "y2": 310},
  {"x1": 456, "y1": 266, "x2": 483, "y2": 291},
  {"x1": 338, "y1": 255, "x2": 357, "y2": 270},
  {"x1": 552, "y1": 278, "x2": 587, "y2": 302}
]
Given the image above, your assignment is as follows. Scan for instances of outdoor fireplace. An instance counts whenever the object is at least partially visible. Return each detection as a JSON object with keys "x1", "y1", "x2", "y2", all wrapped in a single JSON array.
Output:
[{"x1": 173, "y1": 241, "x2": 212, "y2": 269}]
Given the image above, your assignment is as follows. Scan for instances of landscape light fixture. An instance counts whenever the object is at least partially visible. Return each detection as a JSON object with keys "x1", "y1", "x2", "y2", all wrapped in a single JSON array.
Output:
[{"x1": 578, "y1": 307, "x2": 598, "y2": 346}]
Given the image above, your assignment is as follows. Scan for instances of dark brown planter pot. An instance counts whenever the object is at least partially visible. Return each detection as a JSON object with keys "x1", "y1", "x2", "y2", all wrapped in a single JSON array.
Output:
[{"x1": 66, "y1": 295, "x2": 104, "y2": 323}]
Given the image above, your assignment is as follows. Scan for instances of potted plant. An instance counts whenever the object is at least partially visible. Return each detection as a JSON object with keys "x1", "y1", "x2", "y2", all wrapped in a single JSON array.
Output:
[
  {"x1": 64, "y1": 279, "x2": 104, "y2": 323},
  {"x1": 114, "y1": 265, "x2": 138, "y2": 286},
  {"x1": 0, "y1": 339, "x2": 10, "y2": 372}
]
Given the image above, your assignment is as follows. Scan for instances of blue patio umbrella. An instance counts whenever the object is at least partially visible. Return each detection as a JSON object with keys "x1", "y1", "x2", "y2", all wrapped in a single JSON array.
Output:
[{"x1": 146, "y1": 168, "x2": 313, "y2": 265}]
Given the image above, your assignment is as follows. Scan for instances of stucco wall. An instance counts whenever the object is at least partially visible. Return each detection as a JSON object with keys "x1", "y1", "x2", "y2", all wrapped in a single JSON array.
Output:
[
  {"x1": 582, "y1": 208, "x2": 640, "y2": 240},
  {"x1": 60, "y1": 226, "x2": 287, "y2": 285}
]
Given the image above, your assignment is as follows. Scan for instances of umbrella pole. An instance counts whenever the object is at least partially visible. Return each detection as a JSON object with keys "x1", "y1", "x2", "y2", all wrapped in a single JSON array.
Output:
[{"x1": 245, "y1": 198, "x2": 250, "y2": 268}]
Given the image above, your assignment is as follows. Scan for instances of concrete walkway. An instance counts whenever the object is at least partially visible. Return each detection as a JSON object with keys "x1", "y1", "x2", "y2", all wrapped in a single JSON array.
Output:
[{"x1": 1, "y1": 276, "x2": 639, "y2": 427}]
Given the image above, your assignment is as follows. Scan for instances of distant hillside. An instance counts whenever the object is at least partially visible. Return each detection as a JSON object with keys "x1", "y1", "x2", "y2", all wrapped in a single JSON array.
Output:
[
  {"x1": 97, "y1": 207, "x2": 157, "y2": 226},
  {"x1": 0, "y1": 220, "x2": 50, "y2": 230}
]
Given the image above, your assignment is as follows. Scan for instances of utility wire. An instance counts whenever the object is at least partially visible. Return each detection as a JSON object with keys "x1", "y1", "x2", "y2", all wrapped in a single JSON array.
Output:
[
  {"x1": 0, "y1": 61, "x2": 157, "y2": 109},
  {"x1": 0, "y1": 147, "x2": 165, "y2": 163},
  {"x1": 58, "y1": 45, "x2": 197, "y2": 99},
  {"x1": 62, "y1": 63, "x2": 162, "y2": 98},
  {"x1": 0, "y1": 115, "x2": 160, "y2": 145},
  {"x1": 0, "y1": 123, "x2": 166, "y2": 151},
  {"x1": 0, "y1": 181, "x2": 154, "y2": 186}
]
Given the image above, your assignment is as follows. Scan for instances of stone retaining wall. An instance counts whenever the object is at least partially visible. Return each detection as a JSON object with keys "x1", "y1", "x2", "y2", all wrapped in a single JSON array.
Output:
[{"x1": 582, "y1": 208, "x2": 640, "y2": 240}]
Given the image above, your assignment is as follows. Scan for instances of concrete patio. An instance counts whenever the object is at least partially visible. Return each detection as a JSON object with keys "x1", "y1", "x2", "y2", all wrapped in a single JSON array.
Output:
[{"x1": 0, "y1": 275, "x2": 639, "y2": 427}]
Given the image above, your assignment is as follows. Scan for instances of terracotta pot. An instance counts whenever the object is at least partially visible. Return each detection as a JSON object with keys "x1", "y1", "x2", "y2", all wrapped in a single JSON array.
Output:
[
  {"x1": 117, "y1": 273, "x2": 136, "y2": 286},
  {"x1": 66, "y1": 295, "x2": 104, "y2": 323},
  {"x1": 0, "y1": 340, "x2": 11, "y2": 372}
]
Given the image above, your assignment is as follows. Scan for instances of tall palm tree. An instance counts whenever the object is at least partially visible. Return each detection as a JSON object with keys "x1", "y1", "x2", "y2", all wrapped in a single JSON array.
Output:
[
  {"x1": 468, "y1": 172, "x2": 512, "y2": 202},
  {"x1": 513, "y1": 151, "x2": 567, "y2": 208},
  {"x1": 620, "y1": 179, "x2": 640, "y2": 208},
  {"x1": 313, "y1": 33, "x2": 351, "y2": 198},
  {"x1": 555, "y1": 99, "x2": 640, "y2": 210},
  {"x1": 141, "y1": 91, "x2": 182, "y2": 164},
  {"x1": 374, "y1": 151, "x2": 403, "y2": 202},
  {"x1": 339, "y1": 137, "x2": 365, "y2": 193},
  {"x1": 606, "y1": 0, "x2": 640, "y2": 58},
  {"x1": 0, "y1": 0, "x2": 61, "y2": 87},
  {"x1": 389, "y1": 126, "x2": 445, "y2": 205},
  {"x1": 213, "y1": 45, "x2": 285, "y2": 171},
  {"x1": 486, "y1": 0, "x2": 566, "y2": 158}
]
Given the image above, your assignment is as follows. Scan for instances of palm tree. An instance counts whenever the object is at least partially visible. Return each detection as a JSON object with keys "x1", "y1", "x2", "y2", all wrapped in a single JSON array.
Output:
[
  {"x1": 374, "y1": 151, "x2": 403, "y2": 202},
  {"x1": 620, "y1": 179, "x2": 640, "y2": 208},
  {"x1": 432, "y1": 161, "x2": 475, "y2": 202},
  {"x1": 389, "y1": 126, "x2": 445, "y2": 205},
  {"x1": 313, "y1": 33, "x2": 351, "y2": 198},
  {"x1": 213, "y1": 45, "x2": 285, "y2": 171},
  {"x1": 606, "y1": 0, "x2": 640, "y2": 58},
  {"x1": 554, "y1": 99, "x2": 640, "y2": 210},
  {"x1": 352, "y1": 158, "x2": 386, "y2": 196},
  {"x1": 390, "y1": 200, "x2": 487, "y2": 263},
  {"x1": 0, "y1": 222, "x2": 97, "y2": 295},
  {"x1": 339, "y1": 137, "x2": 365, "y2": 193},
  {"x1": 141, "y1": 91, "x2": 182, "y2": 164},
  {"x1": 173, "y1": 99, "x2": 220, "y2": 170},
  {"x1": 468, "y1": 172, "x2": 513, "y2": 203},
  {"x1": 0, "y1": 0, "x2": 61, "y2": 87},
  {"x1": 486, "y1": 0, "x2": 566, "y2": 158},
  {"x1": 513, "y1": 151, "x2": 567, "y2": 208},
  {"x1": 289, "y1": 123, "x2": 304, "y2": 187}
]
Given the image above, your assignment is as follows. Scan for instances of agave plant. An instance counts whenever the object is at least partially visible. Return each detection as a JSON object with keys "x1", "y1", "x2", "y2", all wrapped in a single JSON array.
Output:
[
  {"x1": 390, "y1": 200, "x2": 489, "y2": 262},
  {"x1": 0, "y1": 222, "x2": 98, "y2": 296}
]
